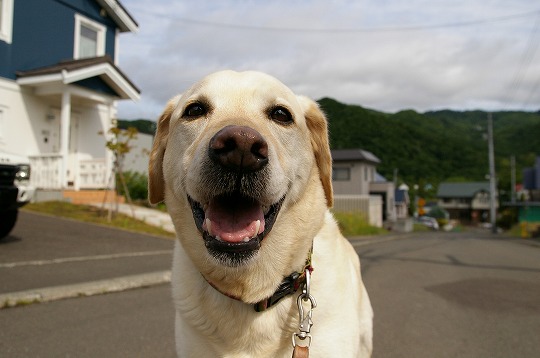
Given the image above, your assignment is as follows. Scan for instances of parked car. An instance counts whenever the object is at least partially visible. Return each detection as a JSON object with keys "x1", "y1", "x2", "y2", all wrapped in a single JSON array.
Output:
[
  {"x1": 416, "y1": 216, "x2": 439, "y2": 230},
  {"x1": 0, "y1": 152, "x2": 35, "y2": 238}
]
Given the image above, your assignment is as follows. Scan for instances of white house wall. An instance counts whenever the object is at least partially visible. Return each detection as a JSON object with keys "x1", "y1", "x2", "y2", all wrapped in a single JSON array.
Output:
[
  {"x1": 0, "y1": 78, "x2": 45, "y2": 157},
  {"x1": 1, "y1": 78, "x2": 112, "y2": 158},
  {"x1": 76, "y1": 104, "x2": 112, "y2": 160}
]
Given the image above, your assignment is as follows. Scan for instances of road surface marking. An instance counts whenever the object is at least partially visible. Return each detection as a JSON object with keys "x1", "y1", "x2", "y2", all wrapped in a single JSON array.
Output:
[{"x1": 0, "y1": 250, "x2": 173, "y2": 269}]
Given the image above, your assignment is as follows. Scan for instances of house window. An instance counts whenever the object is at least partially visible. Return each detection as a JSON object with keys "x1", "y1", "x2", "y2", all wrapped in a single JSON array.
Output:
[
  {"x1": 74, "y1": 14, "x2": 106, "y2": 59},
  {"x1": 332, "y1": 167, "x2": 350, "y2": 181},
  {"x1": 0, "y1": 0, "x2": 14, "y2": 44}
]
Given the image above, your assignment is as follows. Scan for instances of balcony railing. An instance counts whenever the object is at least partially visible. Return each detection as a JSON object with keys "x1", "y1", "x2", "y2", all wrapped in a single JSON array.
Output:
[
  {"x1": 29, "y1": 154, "x2": 109, "y2": 190},
  {"x1": 78, "y1": 158, "x2": 108, "y2": 189},
  {"x1": 29, "y1": 154, "x2": 63, "y2": 189}
]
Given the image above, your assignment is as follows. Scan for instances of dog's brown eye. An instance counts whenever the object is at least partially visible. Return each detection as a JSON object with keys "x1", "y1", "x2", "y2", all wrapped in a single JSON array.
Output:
[
  {"x1": 270, "y1": 107, "x2": 293, "y2": 124},
  {"x1": 184, "y1": 103, "x2": 207, "y2": 118}
]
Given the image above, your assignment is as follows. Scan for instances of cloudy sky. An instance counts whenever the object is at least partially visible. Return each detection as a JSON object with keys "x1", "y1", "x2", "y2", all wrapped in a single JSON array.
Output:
[{"x1": 116, "y1": 0, "x2": 540, "y2": 120}]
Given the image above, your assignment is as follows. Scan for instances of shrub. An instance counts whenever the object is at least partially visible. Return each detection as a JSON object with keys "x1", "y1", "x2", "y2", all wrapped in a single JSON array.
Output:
[
  {"x1": 496, "y1": 208, "x2": 518, "y2": 230},
  {"x1": 117, "y1": 171, "x2": 148, "y2": 201}
]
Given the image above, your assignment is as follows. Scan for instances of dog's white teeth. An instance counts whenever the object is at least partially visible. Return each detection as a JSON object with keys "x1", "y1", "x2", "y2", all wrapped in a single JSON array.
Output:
[
  {"x1": 205, "y1": 218, "x2": 213, "y2": 236},
  {"x1": 215, "y1": 235, "x2": 222, "y2": 241},
  {"x1": 243, "y1": 237, "x2": 250, "y2": 242},
  {"x1": 252, "y1": 220, "x2": 261, "y2": 239}
]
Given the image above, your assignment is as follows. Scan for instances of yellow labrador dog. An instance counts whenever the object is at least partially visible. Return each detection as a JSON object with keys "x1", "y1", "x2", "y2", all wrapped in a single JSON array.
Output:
[{"x1": 149, "y1": 70, "x2": 373, "y2": 357}]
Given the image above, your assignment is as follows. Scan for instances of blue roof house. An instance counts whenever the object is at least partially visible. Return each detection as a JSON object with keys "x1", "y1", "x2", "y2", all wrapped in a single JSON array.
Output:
[{"x1": 0, "y1": 0, "x2": 139, "y2": 197}]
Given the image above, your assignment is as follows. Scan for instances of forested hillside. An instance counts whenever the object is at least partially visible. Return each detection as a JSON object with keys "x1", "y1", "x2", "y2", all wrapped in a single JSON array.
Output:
[{"x1": 318, "y1": 98, "x2": 540, "y2": 197}]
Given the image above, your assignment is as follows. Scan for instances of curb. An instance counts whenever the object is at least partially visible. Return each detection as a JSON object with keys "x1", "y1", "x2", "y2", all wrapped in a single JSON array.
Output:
[
  {"x1": 86, "y1": 203, "x2": 176, "y2": 234},
  {"x1": 0, "y1": 270, "x2": 171, "y2": 309},
  {"x1": 348, "y1": 232, "x2": 419, "y2": 246}
]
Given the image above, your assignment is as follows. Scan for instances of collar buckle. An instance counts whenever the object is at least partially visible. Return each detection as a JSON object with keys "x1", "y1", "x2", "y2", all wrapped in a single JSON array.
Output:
[{"x1": 254, "y1": 271, "x2": 300, "y2": 312}]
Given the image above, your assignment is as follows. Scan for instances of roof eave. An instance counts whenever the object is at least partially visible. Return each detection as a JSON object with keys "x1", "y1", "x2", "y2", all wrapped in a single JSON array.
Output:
[
  {"x1": 332, "y1": 158, "x2": 381, "y2": 165},
  {"x1": 17, "y1": 63, "x2": 140, "y2": 101},
  {"x1": 96, "y1": 0, "x2": 139, "y2": 33}
]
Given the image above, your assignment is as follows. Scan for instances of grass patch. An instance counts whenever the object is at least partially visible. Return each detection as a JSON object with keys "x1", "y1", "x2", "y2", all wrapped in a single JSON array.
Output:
[
  {"x1": 413, "y1": 223, "x2": 431, "y2": 232},
  {"x1": 332, "y1": 211, "x2": 388, "y2": 236},
  {"x1": 507, "y1": 222, "x2": 540, "y2": 238},
  {"x1": 23, "y1": 201, "x2": 175, "y2": 239}
]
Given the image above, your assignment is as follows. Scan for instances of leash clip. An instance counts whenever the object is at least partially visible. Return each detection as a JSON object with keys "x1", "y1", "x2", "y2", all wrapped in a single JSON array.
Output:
[{"x1": 292, "y1": 268, "x2": 317, "y2": 348}]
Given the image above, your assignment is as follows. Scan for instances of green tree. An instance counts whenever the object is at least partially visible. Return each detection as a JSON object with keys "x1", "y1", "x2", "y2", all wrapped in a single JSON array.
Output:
[{"x1": 100, "y1": 125, "x2": 139, "y2": 219}]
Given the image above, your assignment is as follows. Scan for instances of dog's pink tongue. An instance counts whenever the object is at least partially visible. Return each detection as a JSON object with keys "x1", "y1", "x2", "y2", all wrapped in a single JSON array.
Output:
[{"x1": 203, "y1": 197, "x2": 265, "y2": 243}]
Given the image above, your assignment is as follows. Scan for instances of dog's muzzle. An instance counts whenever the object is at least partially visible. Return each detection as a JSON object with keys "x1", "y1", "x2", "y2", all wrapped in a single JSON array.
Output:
[{"x1": 188, "y1": 125, "x2": 285, "y2": 266}]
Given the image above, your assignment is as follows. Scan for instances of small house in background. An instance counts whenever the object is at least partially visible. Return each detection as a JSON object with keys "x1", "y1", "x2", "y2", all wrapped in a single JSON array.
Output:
[
  {"x1": 437, "y1": 182, "x2": 497, "y2": 223},
  {"x1": 331, "y1": 149, "x2": 395, "y2": 228},
  {"x1": 394, "y1": 184, "x2": 410, "y2": 219},
  {"x1": 331, "y1": 149, "x2": 380, "y2": 196}
]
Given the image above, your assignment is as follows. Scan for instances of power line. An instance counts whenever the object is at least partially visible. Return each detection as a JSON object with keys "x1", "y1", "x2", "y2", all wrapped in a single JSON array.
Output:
[
  {"x1": 518, "y1": 13, "x2": 540, "y2": 108},
  {"x1": 505, "y1": 12, "x2": 540, "y2": 109},
  {"x1": 135, "y1": 8, "x2": 540, "y2": 34}
]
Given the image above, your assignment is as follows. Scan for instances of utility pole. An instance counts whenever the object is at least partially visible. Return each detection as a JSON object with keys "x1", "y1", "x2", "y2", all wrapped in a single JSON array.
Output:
[{"x1": 487, "y1": 113, "x2": 497, "y2": 234}]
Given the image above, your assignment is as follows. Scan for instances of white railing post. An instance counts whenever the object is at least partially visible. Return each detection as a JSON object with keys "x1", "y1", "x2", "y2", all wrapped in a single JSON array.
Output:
[{"x1": 60, "y1": 91, "x2": 71, "y2": 189}]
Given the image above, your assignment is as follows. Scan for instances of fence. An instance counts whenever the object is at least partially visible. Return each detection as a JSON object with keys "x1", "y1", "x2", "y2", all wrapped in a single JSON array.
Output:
[{"x1": 333, "y1": 194, "x2": 383, "y2": 227}]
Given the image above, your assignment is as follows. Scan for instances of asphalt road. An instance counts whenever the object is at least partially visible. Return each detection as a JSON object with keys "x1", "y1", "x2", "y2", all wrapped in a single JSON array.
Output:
[
  {"x1": 1, "y1": 212, "x2": 540, "y2": 357},
  {"x1": 0, "y1": 211, "x2": 174, "y2": 294},
  {"x1": 1, "y1": 211, "x2": 176, "y2": 357},
  {"x1": 354, "y1": 230, "x2": 540, "y2": 358}
]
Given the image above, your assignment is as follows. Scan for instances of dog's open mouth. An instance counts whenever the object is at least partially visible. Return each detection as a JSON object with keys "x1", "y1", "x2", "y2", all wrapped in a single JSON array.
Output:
[{"x1": 188, "y1": 193, "x2": 284, "y2": 265}]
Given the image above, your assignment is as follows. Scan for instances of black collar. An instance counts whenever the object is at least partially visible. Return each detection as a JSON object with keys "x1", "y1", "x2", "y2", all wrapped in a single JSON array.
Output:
[
  {"x1": 205, "y1": 248, "x2": 313, "y2": 312},
  {"x1": 254, "y1": 260, "x2": 313, "y2": 312}
]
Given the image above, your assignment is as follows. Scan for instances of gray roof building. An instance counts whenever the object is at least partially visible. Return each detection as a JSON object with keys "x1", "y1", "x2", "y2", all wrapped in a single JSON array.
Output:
[
  {"x1": 437, "y1": 182, "x2": 491, "y2": 198},
  {"x1": 331, "y1": 149, "x2": 381, "y2": 165}
]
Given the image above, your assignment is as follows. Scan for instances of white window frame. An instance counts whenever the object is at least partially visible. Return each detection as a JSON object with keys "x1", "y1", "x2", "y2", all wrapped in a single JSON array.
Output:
[
  {"x1": 0, "y1": 0, "x2": 14, "y2": 44},
  {"x1": 74, "y1": 13, "x2": 106, "y2": 59}
]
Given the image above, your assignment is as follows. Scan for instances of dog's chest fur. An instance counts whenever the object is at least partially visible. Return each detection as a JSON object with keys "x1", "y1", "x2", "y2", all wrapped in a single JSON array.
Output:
[{"x1": 171, "y1": 243, "x2": 299, "y2": 357}]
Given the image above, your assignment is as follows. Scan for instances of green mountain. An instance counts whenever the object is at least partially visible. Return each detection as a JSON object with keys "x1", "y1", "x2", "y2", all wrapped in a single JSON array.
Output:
[
  {"x1": 117, "y1": 119, "x2": 156, "y2": 135},
  {"x1": 318, "y1": 98, "x2": 540, "y2": 198}
]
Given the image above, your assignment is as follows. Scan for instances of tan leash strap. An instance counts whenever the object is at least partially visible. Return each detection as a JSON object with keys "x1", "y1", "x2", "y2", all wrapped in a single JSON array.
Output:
[{"x1": 292, "y1": 345, "x2": 309, "y2": 358}]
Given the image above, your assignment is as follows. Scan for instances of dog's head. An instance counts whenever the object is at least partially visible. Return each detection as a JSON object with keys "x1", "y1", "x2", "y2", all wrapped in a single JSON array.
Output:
[{"x1": 149, "y1": 71, "x2": 332, "y2": 300}]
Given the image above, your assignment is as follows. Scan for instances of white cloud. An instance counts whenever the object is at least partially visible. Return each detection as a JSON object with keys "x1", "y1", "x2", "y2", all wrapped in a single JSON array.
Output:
[{"x1": 117, "y1": 0, "x2": 540, "y2": 119}]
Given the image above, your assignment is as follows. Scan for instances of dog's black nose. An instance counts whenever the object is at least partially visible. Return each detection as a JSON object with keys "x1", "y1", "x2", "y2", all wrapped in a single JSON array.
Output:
[{"x1": 209, "y1": 125, "x2": 269, "y2": 172}]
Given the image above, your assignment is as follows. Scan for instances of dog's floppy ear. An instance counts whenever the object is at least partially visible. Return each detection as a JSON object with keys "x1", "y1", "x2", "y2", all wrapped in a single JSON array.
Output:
[
  {"x1": 298, "y1": 96, "x2": 334, "y2": 208},
  {"x1": 148, "y1": 97, "x2": 178, "y2": 204}
]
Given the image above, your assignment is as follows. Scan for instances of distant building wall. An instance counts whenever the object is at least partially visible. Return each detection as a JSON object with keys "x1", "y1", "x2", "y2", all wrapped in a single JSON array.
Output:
[
  {"x1": 332, "y1": 162, "x2": 374, "y2": 196},
  {"x1": 523, "y1": 157, "x2": 540, "y2": 190},
  {"x1": 122, "y1": 132, "x2": 152, "y2": 174}
]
